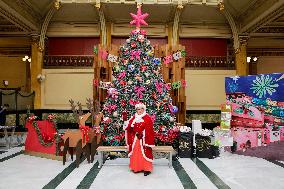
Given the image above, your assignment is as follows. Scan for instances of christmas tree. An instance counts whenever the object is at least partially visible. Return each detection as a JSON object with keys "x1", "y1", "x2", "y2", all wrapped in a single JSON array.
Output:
[{"x1": 101, "y1": 5, "x2": 178, "y2": 146}]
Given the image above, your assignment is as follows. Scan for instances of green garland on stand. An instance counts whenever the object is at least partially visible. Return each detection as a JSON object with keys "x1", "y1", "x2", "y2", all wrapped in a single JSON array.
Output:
[{"x1": 29, "y1": 115, "x2": 62, "y2": 156}]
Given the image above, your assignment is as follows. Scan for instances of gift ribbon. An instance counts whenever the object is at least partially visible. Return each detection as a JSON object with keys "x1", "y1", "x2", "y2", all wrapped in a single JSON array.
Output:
[
  {"x1": 130, "y1": 50, "x2": 141, "y2": 60},
  {"x1": 80, "y1": 125, "x2": 90, "y2": 143},
  {"x1": 134, "y1": 86, "x2": 145, "y2": 99}
]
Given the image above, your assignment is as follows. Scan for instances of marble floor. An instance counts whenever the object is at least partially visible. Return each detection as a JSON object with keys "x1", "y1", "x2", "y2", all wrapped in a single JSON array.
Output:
[{"x1": 0, "y1": 146, "x2": 284, "y2": 189}]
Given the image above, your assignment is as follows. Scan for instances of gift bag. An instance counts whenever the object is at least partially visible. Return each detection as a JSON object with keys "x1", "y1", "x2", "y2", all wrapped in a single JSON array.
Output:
[{"x1": 178, "y1": 132, "x2": 194, "y2": 158}]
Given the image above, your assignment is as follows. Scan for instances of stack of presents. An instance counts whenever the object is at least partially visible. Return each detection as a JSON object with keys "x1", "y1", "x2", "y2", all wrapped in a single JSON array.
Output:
[{"x1": 178, "y1": 73, "x2": 284, "y2": 159}]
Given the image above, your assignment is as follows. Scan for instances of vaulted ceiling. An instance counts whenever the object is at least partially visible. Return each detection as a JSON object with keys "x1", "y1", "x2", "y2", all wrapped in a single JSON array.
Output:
[{"x1": 0, "y1": 0, "x2": 283, "y2": 55}]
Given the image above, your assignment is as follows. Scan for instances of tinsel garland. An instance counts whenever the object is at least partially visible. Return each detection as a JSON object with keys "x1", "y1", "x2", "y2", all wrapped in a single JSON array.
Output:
[{"x1": 30, "y1": 116, "x2": 62, "y2": 156}]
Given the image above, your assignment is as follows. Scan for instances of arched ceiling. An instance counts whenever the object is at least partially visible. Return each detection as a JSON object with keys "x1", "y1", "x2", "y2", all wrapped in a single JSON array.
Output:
[{"x1": 0, "y1": 0, "x2": 283, "y2": 55}]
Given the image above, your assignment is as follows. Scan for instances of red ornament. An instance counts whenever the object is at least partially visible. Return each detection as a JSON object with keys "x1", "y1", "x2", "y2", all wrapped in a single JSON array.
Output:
[
  {"x1": 131, "y1": 42, "x2": 137, "y2": 48},
  {"x1": 152, "y1": 92, "x2": 157, "y2": 99},
  {"x1": 140, "y1": 65, "x2": 147, "y2": 72},
  {"x1": 121, "y1": 100, "x2": 126, "y2": 107},
  {"x1": 120, "y1": 80, "x2": 127, "y2": 86},
  {"x1": 122, "y1": 111, "x2": 128, "y2": 121}
]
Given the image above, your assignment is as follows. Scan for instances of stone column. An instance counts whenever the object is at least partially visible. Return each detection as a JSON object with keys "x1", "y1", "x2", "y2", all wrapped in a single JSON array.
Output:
[
  {"x1": 31, "y1": 36, "x2": 43, "y2": 109},
  {"x1": 235, "y1": 37, "x2": 249, "y2": 76}
]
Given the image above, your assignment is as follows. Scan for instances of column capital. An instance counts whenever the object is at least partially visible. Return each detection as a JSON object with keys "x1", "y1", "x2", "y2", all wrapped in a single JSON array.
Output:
[{"x1": 239, "y1": 35, "x2": 249, "y2": 45}]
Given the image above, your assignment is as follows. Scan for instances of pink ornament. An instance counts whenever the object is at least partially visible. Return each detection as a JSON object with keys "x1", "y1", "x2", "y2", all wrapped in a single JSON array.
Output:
[
  {"x1": 134, "y1": 86, "x2": 145, "y2": 99},
  {"x1": 155, "y1": 82, "x2": 163, "y2": 94},
  {"x1": 99, "y1": 49, "x2": 108, "y2": 60},
  {"x1": 181, "y1": 79, "x2": 187, "y2": 87},
  {"x1": 93, "y1": 79, "x2": 99, "y2": 87},
  {"x1": 165, "y1": 83, "x2": 171, "y2": 90},
  {"x1": 163, "y1": 55, "x2": 173, "y2": 64},
  {"x1": 117, "y1": 71, "x2": 126, "y2": 80},
  {"x1": 130, "y1": 6, "x2": 149, "y2": 29},
  {"x1": 130, "y1": 50, "x2": 141, "y2": 60}
]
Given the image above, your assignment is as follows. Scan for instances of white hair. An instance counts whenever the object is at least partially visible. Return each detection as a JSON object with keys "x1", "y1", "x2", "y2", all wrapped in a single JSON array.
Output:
[{"x1": 135, "y1": 103, "x2": 146, "y2": 111}]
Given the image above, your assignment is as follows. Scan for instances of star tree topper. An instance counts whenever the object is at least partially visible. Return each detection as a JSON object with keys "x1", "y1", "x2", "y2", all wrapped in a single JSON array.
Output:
[{"x1": 130, "y1": 5, "x2": 149, "y2": 29}]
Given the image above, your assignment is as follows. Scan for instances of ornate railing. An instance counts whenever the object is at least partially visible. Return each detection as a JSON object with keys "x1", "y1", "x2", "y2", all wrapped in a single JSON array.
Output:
[
  {"x1": 43, "y1": 55, "x2": 94, "y2": 68},
  {"x1": 185, "y1": 56, "x2": 235, "y2": 69}
]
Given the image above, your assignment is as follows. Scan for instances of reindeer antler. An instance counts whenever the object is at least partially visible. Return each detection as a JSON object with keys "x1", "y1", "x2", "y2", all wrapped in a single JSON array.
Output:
[{"x1": 77, "y1": 102, "x2": 83, "y2": 117}]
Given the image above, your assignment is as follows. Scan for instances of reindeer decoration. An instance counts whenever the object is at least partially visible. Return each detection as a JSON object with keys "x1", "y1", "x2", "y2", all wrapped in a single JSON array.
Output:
[{"x1": 69, "y1": 99, "x2": 84, "y2": 124}]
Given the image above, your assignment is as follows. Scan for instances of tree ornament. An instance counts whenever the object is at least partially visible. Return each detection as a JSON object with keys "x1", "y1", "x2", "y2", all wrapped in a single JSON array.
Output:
[
  {"x1": 131, "y1": 42, "x2": 137, "y2": 48},
  {"x1": 130, "y1": 6, "x2": 149, "y2": 29},
  {"x1": 121, "y1": 100, "x2": 126, "y2": 107},
  {"x1": 140, "y1": 65, "x2": 147, "y2": 72},
  {"x1": 170, "y1": 117, "x2": 175, "y2": 122},
  {"x1": 145, "y1": 80, "x2": 150, "y2": 85},
  {"x1": 126, "y1": 39, "x2": 130, "y2": 43},
  {"x1": 128, "y1": 64, "x2": 135, "y2": 72},
  {"x1": 113, "y1": 111, "x2": 118, "y2": 117},
  {"x1": 128, "y1": 80, "x2": 133, "y2": 85},
  {"x1": 138, "y1": 35, "x2": 144, "y2": 42},
  {"x1": 145, "y1": 72, "x2": 150, "y2": 77},
  {"x1": 171, "y1": 106, "x2": 178, "y2": 113},
  {"x1": 152, "y1": 58, "x2": 161, "y2": 65}
]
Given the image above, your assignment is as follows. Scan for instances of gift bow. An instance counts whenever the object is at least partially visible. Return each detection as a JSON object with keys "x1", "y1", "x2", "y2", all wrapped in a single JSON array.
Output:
[
  {"x1": 155, "y1": 82, "x2": 163, "y2": 94},
  {"x1": 99, "y1": 49, "x2": 108, "y2": 60},
  {"x1": 79, "y1": 125, "x2": 90, "y2": 144},
  {"x1": 130, "y1": 50, "x2": 141, "y2": 60},
  {"x1": 134, "y1": 86, "x2": 145, "y2": 99},
  {"x1": 117, "y1": 71, "x2": 126, "y2": 80}
]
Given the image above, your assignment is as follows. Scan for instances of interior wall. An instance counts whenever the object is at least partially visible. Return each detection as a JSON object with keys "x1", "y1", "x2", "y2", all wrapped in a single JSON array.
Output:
[
  {"x1": 0, "y1": 56, "x2": 26, "y2": 89},
  {"x1": 180, "y1": 38, "x2": 227, "y2": 57},
  {"x1": 185, "y1": 70, "x2": 237, "y2": 110},
  {"x1": 257, "y1": 56, "x2": 284, "y2": 74},
  {"x1": 47, "y1": 37, "x2": 100, "y2": 55},
  {"x1": 41, "y1": 69, "x2": 93, "y2": 109}
]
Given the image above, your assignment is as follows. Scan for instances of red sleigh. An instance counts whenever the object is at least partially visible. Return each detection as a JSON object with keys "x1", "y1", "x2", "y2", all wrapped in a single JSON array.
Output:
[{"x1": 25, "y1": 120, "x2": 63, "y2": 159}]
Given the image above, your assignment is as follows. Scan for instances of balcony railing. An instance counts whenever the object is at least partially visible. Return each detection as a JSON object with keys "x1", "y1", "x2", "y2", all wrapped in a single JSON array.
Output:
[
  {"x1": 43, "y1": 55, "x2": 94, "y2": 68},
  {"x1": 185, "y1": 56, "x2": 235, "y2": 69}
]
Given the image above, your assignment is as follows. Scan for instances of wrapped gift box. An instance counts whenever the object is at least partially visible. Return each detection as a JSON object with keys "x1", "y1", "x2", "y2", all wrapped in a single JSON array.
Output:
[
  {"x1": 195, "y1": 134, "x2": 219, "y2": 159},
  {"x1": 231, "y1": 128, "x2": 259, "y2": 151}
]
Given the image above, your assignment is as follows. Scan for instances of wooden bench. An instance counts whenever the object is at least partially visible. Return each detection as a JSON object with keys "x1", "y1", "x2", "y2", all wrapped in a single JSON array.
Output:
[{"x1": 97, "y1": 146, "x2": 174, "y2": 168}]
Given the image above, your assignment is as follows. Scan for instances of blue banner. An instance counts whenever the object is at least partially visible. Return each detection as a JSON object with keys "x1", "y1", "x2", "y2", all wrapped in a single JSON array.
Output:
[{"x1": 225, "y1": 73, "x2": 284, "y2": 102}]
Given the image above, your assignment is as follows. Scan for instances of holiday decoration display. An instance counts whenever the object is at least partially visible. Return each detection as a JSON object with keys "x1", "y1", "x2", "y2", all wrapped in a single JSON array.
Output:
[
  {"x1": 225, "y1": 73, "x2": 284, "y2": 153},
  {"x1": 99, "y1": 6, "x2": 179, "y2": 146},
  {"x1": 25, "y1": 115, "x2": 63, "y2": 157}
]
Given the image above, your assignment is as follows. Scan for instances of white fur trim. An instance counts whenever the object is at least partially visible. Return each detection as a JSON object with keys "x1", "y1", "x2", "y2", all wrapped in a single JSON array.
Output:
[
  {"x1": 142, "y1": 130, "x2": 155, "y2": 148},
  {"x1": 135, "y1": 103, "x2": 146, "y2": 111},
  {"x1": 128, "y1": 136, "x2": 153, "y2": 163}
]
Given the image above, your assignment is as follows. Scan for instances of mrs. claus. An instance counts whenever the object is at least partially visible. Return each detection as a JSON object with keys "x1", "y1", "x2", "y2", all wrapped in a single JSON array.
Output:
[{"x1": 124, "y1": 103, "x2": 155, "y2": 176}]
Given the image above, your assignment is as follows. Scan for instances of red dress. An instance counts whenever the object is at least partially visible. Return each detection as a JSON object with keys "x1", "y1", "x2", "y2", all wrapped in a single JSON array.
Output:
[{"x1": 125, "y1": 114, "x2": 155, "y2": 172}]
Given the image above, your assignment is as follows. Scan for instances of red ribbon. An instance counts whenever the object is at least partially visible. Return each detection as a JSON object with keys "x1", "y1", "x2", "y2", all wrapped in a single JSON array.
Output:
[{"x1": 80, "y1": 125, "x2": 90, "y2": 143}]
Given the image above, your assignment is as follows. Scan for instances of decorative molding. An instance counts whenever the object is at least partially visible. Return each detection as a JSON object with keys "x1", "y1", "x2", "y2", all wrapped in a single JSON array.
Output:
[
  {"x1": 60, "y1": 0, "x2": 221, "y2": 6},
  {"x1": 247, "y1": 48, "x2": 284, "y2": 57},
  {"x1": 15, "y1": 0, "x2": 42, "y2": 23},
  {"x1": 43, "y1": 55, "x2": 94, "y2": 68},
  {"x1": 172, "y1": 6, "x2": 182, "y2": 46},
  {"x1": 240, "y1": 1, "x2": 284, "y2": 33},
  {"x1": 39, "y1": 7, "x2": 57, "y2": 51},
  {"x1": 112, "y1": 23, "x2": 168, "y2": 37},
  {"x1": 256, "y1": 27, "x2": 284, "y2": 33},
  {"x1": 46, "y1": 22, "x2": 100, "y2": 37},
  {"x1": 0, "y1": 1, "x2": 38, "y2": 32},
  {"x1": 179, "y1": 24, "x2": 231, "y2": 38},
  {"x1": 185, "y1": 56, "x2": 235, "y2": 69},
  {"x1": 222, "y1": 9, "x2": 239, "y2": 51}
]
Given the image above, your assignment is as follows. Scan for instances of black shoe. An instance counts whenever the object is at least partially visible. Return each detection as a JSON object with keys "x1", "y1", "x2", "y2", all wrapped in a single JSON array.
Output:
[{"x1": 144, "y1": 171, "x2": 151, "y2": 176}]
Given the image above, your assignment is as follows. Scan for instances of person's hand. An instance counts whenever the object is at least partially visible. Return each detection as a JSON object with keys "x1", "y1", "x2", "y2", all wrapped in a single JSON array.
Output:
[{"x1": 136, "y1": 133, "x2": 143, "y2": 139}]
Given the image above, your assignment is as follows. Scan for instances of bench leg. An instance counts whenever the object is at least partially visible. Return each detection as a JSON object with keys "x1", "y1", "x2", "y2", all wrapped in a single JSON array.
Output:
[
  {"x1": 98, "y1": 151, "x2": 103, "y2": 168},
  {"x1": 169, "y1": 152, "x2": 172, "y2": 168},
  {"x1": 4, "y1": 129, "x2": 9, "y2": 149}
]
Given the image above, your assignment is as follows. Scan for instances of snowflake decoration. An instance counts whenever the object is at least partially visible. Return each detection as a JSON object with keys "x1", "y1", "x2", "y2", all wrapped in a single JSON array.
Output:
[
  {"x1": 227, "y1": 81, "x2": 238, "y2": 93},
  {"x1": 251, "y1": 75, "x2": 279, "y2": 98},
  {"x1": 231, "y1": 76, "x2": 240, "y2": 83}
]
